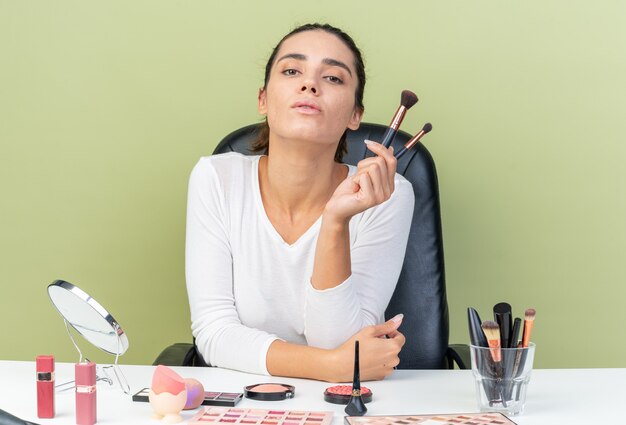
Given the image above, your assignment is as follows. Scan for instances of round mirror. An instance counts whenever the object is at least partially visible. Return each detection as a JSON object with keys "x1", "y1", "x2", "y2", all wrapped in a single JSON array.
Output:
[{"x1": 47, "y1": 280, "x2": 128, "y2": 356}]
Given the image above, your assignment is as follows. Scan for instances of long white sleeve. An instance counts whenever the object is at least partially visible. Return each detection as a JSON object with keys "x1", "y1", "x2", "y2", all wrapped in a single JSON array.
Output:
[
  {"x1": 185, "y1": 153, "x2": 414, "y2": 375},
  {"x1": 303, "y1": 176, "x2": 414, "y2": 348},
  {"x1": 185, "y1": 156, "x2": 278, "y2": 375}
]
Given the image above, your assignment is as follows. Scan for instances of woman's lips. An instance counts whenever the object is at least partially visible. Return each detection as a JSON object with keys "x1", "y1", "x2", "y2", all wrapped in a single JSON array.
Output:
[{"x1": 292, "y1": 101, "x2": 321, "y2": 114}]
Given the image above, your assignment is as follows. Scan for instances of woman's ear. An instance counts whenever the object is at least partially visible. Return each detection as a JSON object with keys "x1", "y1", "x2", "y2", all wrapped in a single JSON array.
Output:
[
  {"x1": 347, "y1": 106, "x2": 364, "y2": 130},
  {"x1": 258, "y1": 87, "x2": 267, "y2": 115}
]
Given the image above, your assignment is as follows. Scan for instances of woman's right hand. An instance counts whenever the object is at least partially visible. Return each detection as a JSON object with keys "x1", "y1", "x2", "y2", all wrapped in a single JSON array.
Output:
[
  {"x1": 323, "y1": 140, "x2": 397, "y2": 224},
  {"x1": 327, "y1": 314, "x2": 405, "y2": 382}
]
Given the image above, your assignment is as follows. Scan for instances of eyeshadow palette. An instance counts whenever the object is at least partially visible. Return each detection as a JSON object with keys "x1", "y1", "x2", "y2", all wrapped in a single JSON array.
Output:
[
  {"x1": 132, "y1": 388, "x2": 243, "y2": 407},
  {"x1": 189, "y1": 407, "x2": 333, "y2": 425},
  {"x1": 344, "y1": 413, "x2": 516, "y2": 425}
]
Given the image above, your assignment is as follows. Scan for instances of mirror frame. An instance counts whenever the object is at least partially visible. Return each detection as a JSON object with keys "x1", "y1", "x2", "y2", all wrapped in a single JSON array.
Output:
[{"x1": 47, "y1": 280, "x2": 129, "y2": 356}]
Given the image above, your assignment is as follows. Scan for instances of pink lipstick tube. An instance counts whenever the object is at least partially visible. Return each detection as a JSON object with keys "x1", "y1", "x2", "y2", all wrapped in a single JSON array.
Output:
[
  {"x1": 36, "y1": 355, "x2": 55, "y2": 418},
  {"x1": 75, "y1": 361, "x2": 97, "y2": 425}
]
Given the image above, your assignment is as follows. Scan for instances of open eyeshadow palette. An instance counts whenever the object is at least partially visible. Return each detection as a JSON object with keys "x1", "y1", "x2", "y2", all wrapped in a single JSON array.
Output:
[
  {"x1": 344, "y1": 413, "x2": 516, "y2": 425},
  {"x1": 132, "y1": 388, "x2": 243, "y2": 407},
  {"x1": 189, "y1": 407, "x2": 333, "y2": 425}
]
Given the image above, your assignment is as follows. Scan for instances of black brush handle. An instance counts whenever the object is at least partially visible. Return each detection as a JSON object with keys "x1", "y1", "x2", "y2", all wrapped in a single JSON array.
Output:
[
  {"x1": 468, "y1": 307, "x2": 488, "y2": 347},
  {"x1": 394, "y1": 146, "x2": 408, "y2": 159},
  {"x1": 493, "y1": 302, "x2": 512, "y2": 348},
  {"x1": 353, "y1": 340, "x2": 360, "y2": 391},
  {"x1": 380, "y1": 127, "x2": 397, "y2": 148},
  {"x1": 509, "y1": 317, "x2": 522, "y2": 348}
]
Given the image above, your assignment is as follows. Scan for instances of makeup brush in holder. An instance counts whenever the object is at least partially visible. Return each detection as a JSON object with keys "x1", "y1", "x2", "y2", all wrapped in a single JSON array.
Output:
[{"x1": 345, "y1": 340, "x2": 367, "y2": 417}]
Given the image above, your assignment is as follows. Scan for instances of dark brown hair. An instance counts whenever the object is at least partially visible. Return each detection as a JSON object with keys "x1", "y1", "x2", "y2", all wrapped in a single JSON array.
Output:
[{"x1": 251, "y1": 23, "x2": 366, "y2": 162}]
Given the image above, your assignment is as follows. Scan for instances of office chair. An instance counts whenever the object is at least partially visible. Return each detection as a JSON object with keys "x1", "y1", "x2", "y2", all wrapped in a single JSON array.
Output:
[{"x1": 154, "y1": 123, "x2": 468, "y2": 370}]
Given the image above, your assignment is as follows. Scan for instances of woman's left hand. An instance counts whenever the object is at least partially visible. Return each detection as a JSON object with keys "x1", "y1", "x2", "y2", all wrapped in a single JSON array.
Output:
[{"x1": 324, "y1": 140, "x2": 397, "y2": 222}]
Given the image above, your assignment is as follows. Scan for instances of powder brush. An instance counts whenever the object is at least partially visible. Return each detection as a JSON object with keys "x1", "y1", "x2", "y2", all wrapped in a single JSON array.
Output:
[{"x1": 380, "y1": 90, "x2": 418, "y2": 148}]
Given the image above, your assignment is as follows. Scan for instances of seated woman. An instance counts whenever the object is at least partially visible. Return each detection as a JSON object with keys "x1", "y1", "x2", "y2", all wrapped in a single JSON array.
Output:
[{"x1": 185, "y1": 23, "x2": 415, "y2": 382}]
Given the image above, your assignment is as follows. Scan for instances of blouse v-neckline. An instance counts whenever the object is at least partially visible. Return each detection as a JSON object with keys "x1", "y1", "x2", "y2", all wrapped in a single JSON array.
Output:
[{"x1": 252, "y1": 156, "x2": 352, "y2": 248}]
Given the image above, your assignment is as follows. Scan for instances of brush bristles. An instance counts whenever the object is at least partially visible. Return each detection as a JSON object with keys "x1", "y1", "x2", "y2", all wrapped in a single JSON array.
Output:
[
  {"x1": 481, "y1": 320, "x2": 502, "y2": 362},
  {"x1": 422, "y1": 123, "x2": 433, "y2": 134},
  {"x1": 400, "y1": 90, "x2": 418, "y2": 109},
  {"x1": 525, "y1": 308, "x2": 536, "y2": 321},
  {"x1": 481, "y1": 320, "x2": 501, "y2": 343}
]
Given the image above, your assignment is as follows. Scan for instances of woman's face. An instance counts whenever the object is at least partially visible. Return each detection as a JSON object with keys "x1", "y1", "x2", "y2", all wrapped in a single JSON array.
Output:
[{"x1": 258, "y1": 30, "x2": 363, "y2": 150}]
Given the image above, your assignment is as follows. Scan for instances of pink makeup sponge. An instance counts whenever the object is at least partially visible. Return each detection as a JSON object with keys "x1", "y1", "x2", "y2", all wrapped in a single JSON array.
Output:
[
  {"x1": 184, "y1": 378, "x2": 205, "y2": 410},
  {"x1": 151, "y1": 365, "x2": 186, "y2": 395}
]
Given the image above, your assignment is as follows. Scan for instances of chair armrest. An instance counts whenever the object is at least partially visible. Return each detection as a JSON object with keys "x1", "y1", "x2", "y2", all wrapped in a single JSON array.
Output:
[
  {"x1": 446, "y1": 344, "x2": 470, "y2": 369},
  {"x1": 153, "y1": 343, "x2": 196, "y2": 366}
]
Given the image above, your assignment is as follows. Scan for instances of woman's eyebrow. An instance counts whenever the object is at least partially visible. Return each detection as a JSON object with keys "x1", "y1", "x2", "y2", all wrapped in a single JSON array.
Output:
[
  {"x1": 323, "y1": 58, "x2": 353, "y2": 77},
  {"x1": 276, "y1": 53, "x2": 353, "y2": 77}
]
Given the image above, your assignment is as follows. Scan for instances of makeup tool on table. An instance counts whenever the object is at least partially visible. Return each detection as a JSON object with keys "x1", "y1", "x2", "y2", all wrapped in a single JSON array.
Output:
[
  {"x1": 36, "y1": 355, "x2": 55, "y2": 419},
  {"x1": 467, "y1": 307, "x2": 488, "y2": 348},
  {"x1": 380, "y1": 90, "x2": 418, "y2": 148},
  {"x1": 469, "y1": 303, "x2": 537, "y2": 414},
  {"x1": 344, "y1": 412, "x2": 516, "y2": 425},
  {"x1": 133, "y1": 387, "x2": 244, "y2": 407},
  {"x1": 184, "y1": 378, "x2": 206, "y2": 410},
  {"x1": 467, "y1": 307, "x2": 498, "y2": 402},
  {"x1": 521, "y1": 308, "x2": 536, "y2": 348},
  {"x1": 189, "y1": 407, "x2": 333, "y2": 425},
  {"x1": 480, "y1": 320, "x2": 506, "y2": 406},
  {"x1": 344, "y1": 340, "x2": 367, "y2": 417},
  {"x1": 493, "y1": 302, "x2": 513, "y2": 349},
  {"x1": 324, "y1": 385, "x2": 372, "y2": 405},
  {"x1": 393, "y1": 123, "x2": 433, "y2": 159},
  {"x1": 75, "y1": 361, "x2": 97, "y2": 425},
  {"x1": 244, "y1": 383, "x2": 295, "y2": 401},
  {"x1": 149, "y1": 364, "x2": 187, "y2": 424},
  {"x1": 512, "y1": 308, "x2": 537, "y2": 394},
  {"x1": 509, "y1": 318, "x2": 522, "y2": 349}
]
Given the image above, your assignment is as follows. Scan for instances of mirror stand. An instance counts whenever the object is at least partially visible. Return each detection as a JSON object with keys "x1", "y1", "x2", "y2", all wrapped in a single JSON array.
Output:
[{"x1": 55, "y1": 319, "x2": 130, "y2": 394}]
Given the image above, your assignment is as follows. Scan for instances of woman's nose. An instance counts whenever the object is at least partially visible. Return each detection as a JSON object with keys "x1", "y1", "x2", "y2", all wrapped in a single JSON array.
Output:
[{"x1": 300, "y1": 82, "x2": 318, "y2": 95}]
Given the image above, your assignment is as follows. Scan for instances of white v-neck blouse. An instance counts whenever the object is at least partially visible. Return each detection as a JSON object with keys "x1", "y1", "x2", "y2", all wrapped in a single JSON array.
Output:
[{"x1": 186, "y1": 152, "x2": 414, "y2": 375}]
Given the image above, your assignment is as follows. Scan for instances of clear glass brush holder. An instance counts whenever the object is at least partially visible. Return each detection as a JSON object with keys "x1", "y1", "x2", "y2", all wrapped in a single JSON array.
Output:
[{"x1": 470, "y1": 343, "x2": 536, "y2": 416}]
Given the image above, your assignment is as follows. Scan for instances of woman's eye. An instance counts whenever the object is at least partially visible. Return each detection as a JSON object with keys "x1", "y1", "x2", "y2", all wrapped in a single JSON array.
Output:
[
  {"x1": 282, "y1": 69, "x2": 299, "y2": 76},
  {"x1": 325, "y1": 75, "x2": 343, "y2": 84}
]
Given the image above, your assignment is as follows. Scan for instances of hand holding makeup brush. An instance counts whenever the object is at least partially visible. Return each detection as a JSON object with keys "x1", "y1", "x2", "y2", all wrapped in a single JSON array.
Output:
[
  {"x1": 323, "y1": 140, "x2": 397, "y2": 221},
  {"x1": 330, "y1": 315, "x2": 405, "y2": 382}
]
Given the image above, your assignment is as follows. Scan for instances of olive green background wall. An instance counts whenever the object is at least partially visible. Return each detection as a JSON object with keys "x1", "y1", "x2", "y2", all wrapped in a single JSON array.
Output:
[{"x1": 1, "y1": 1, "x2": 625, "y2": 368}]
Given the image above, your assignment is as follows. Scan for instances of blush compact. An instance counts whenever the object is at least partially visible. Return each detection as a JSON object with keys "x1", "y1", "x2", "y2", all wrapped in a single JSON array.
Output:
[
  {"x1": 244, "y1": 383, "x2": 295, "y2": 401},
  {"x1": 324, "y1": 385, "x2": 373, "y2": 405}
]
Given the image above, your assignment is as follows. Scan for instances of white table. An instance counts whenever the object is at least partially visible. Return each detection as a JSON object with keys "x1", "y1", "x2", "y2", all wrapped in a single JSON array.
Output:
[{"x1": 0, "y1": 361, "x2": 622, "y2": 424}]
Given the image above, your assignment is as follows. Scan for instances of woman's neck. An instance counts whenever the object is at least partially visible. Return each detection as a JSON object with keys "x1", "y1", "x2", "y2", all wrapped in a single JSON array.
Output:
[{"x1": 259, "y1": 152, "x2": 345, "y2": 218}]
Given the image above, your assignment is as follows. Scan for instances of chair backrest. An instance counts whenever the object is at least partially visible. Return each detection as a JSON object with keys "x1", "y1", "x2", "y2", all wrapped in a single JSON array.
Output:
[{"x1": 212, "y1": 122, "x2": 449, "y2": 369}]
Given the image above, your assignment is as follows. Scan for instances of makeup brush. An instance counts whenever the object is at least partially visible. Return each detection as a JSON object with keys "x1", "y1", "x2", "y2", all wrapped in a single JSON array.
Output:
[
  {"x1": 380, "y1": 90, "x2": 419, "y2": 148},
  {"x1": 493, "y1": 302, "x2": 513, "y2": 349},
  {"x1": 393, "y1": 123, "x2": 433, "y2": 159},
  {"x1": 467, "y1": 307, "x2": 488, "y2": 347},
  {"x1": 509, "y1": 317, "x2": 522, "y2": 348},
  {"x1": 481, "y1": 321, "x2": 502, "y2": 363},
  {"x1": 521, "y1": 308, "x2": 536, "y2": 348},
  {"x1": 344, "y1": 341, "x2": 367, "y2": 417},
  {"x1": 481, "y1": 320, "x2": 507, "y2": 406}
]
